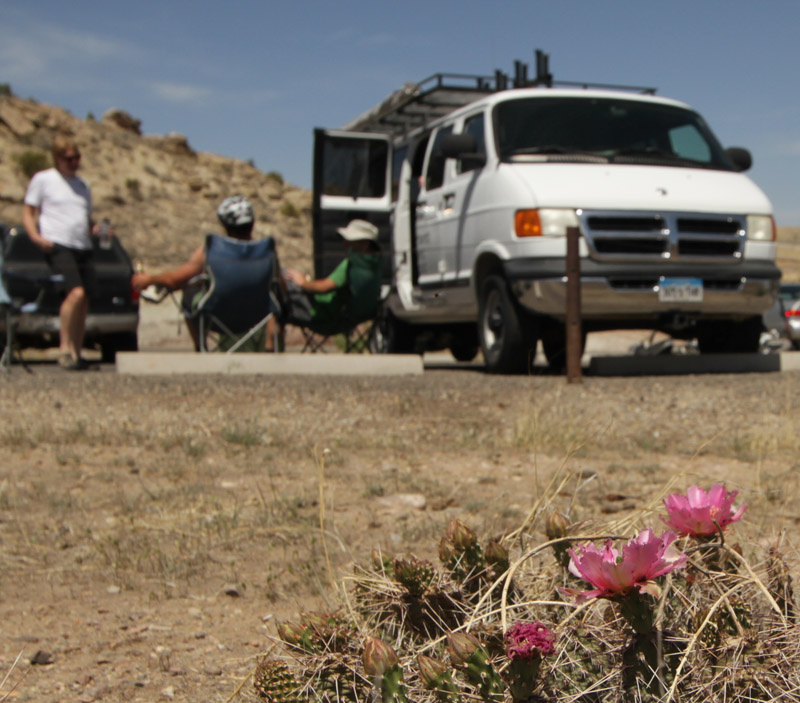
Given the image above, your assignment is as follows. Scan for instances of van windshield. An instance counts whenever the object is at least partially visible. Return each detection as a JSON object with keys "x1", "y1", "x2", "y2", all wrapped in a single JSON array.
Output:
[{"x1": 494, "y1": 96, "x2": 732, "y2": 169}]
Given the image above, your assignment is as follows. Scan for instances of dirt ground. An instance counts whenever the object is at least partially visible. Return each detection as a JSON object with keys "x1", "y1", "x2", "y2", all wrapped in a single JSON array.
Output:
[{"x1": 3, "y1": 309, "x2": 800, "y2": 702}]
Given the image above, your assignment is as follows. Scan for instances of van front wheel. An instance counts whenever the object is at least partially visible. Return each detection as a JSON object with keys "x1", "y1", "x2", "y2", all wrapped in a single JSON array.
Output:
[{"x1": 478, "y1": 275, "x2": 534, "y2": 374}]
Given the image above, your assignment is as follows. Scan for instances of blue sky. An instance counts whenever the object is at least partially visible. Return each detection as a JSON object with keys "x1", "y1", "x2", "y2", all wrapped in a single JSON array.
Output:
[{"x1": 3, "y1": 1, "x2": 800, "y2": 224}]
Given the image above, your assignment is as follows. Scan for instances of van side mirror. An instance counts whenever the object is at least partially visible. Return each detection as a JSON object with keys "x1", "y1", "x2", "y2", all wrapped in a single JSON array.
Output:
[
  {"x1": 725, "y1": 147, "x2": 752, "y2": 172},
  {"x1": 439, "y1": 133, "x2": 486, "y2": 167}
]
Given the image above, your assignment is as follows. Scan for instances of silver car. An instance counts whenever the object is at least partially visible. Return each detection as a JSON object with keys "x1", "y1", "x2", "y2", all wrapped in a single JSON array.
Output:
[{"x1": 763, "y1": 283, "x2": 800, "y2": 350}]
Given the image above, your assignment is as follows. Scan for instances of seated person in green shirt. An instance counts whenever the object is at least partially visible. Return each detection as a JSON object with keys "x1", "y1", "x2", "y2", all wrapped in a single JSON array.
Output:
[{"x1": 282, "y1": 219, "x2": 382, "y2": 332}]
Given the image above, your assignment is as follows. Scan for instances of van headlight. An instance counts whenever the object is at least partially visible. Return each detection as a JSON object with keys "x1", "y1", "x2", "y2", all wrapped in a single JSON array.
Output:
[
  {"x1": 747, "y1": 214, "x2": 776, "y2": 241},
  {"x1": 515, "y1": 208, "x2": 580, "y2": 237}
]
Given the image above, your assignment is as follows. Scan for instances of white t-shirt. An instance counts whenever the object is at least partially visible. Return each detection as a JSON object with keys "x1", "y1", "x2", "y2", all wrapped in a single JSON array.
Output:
[{"x1": 24, "y1": 167, "x2": 92, "y2": 250}]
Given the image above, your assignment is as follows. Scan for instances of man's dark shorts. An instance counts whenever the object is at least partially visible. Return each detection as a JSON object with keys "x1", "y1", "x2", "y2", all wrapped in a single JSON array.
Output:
[{"x1": 46, "y1": 244, "x2": 96, "y2": 295}]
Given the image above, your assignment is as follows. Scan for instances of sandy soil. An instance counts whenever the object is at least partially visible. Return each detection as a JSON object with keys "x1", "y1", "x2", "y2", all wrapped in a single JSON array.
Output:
[{"x1": 2, "y1": 309, "x2": 800, "y2": 702}]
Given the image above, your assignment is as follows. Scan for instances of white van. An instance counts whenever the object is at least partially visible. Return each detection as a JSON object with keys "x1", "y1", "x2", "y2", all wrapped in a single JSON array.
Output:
[{"x1": 312, "y1": 62, "x2": 779, "y2": 372}]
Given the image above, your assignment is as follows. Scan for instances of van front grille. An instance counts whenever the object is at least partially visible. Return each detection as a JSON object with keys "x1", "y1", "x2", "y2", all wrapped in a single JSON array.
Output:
[{"x1": 578, "y1": 211, "x2": 745, "y2": 262}]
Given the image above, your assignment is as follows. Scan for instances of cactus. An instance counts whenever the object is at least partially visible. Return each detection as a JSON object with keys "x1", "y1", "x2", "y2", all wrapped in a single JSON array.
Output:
[
  {"x1": 371, "y1": 548, "x2": 394, "y2": 576},
  {"x1": 417, "y1": 654, "x2": 460, "y2": 702},
  {"x1": 503, "y1": 621, "x2": 556, "y2": 701},
  {"x1": 253, "y1": 658, "x2": 301, "y2": 702},
  {"x1": 446, "y1": 631, "x2": 504, "y2": 701},
  {"x1": 392, "y1": 555, "x2": 436, "y2": 597},
  {"x1": 362, "y1": 636, "x2": 409, "y2": 703}
]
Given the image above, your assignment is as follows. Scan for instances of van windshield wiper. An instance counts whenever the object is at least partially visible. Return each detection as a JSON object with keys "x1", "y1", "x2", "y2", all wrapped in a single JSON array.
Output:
[
  {"x1": 609, "y1": 147, "x2": 705, "y2": 167},
  {"x1": 505, "y1": 145, "x2": 609, "y2": 162}
]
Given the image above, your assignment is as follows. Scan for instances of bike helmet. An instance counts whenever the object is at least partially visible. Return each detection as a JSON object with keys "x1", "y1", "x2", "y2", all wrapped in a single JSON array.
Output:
[{"x1": 217, "y1": 195, "x2": 254, "y2": 228}]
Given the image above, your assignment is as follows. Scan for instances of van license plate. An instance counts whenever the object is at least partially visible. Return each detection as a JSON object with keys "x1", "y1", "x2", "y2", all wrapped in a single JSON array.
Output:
[{"x1": 658, "y1": 278, "x2": 703, "y2": 303}]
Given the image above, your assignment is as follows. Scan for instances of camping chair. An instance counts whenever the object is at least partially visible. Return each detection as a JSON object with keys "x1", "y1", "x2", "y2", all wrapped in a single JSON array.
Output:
[
  {"x1": 299, "y1": 252, "x2": 382, "y2": 353},
  {"x1": 189, "y1": 234, "x2": 281, "y2": 353},
  {"x1": 0, "y1": 229, "x2": 64, "y2": 372}
]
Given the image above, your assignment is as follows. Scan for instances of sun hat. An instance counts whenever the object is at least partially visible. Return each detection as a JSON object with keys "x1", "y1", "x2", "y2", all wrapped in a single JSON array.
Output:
[{"x1": 337, "y1": 219, "x2": 379, "y2": 242}]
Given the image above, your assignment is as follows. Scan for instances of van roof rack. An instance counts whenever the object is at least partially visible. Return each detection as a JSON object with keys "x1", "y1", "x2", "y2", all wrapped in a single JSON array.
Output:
[{"x1": 340, "y1": 50, "x2": 657, "y2": 137}]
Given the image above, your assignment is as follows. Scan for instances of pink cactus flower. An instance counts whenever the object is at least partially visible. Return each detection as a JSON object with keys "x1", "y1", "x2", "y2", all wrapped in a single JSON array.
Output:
[
  {"x1": 662, "y1": 484, "x2": 746, "y2": 537},
  {"x1": 504, "y1": 621, "x2": 556, "y2": 660},
  {"x1": 566, "y1": 528, "x2": 687, "y2": 603}
]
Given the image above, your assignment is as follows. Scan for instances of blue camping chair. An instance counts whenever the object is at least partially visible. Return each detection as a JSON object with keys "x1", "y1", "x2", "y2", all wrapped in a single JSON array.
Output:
[{"x1": 189, "y1": 234, "x2": 281, "y2": 353}]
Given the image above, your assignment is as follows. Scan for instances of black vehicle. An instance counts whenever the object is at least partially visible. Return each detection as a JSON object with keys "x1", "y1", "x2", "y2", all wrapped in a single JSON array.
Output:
[{"x1": 0, "y1": 223, "x2": 139, "y2": 363}]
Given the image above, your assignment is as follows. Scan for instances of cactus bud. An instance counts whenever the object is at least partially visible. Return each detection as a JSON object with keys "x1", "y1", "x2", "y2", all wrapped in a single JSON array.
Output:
[
  {"x1": 417, "y1": 654, "x2": 448, "y2": 688},
  {"x1": 417, "y1": 654, "x2": 459, "y2": 701},
  {"x1": 545, "y1": 509, "x2": 572, "y2": 567},
  {"x1": 276, "y1": 621, "x2": 314, "y2": 652},
  {"x1": 545, "y1": 509, "x2": 570, "y2": 541},
  {"x1": 446, "y1": 519, "x2": 479, "y2": 551},
  {"x1": 363, "y1": 636, "x2": 399, "y2": 676},
  {"x1": 363, "y1": 637, "x2": 408, "y2": 702},
  {"x1": 484, "y1": 539, "x2": 509, "y2": 575},
  {"x1": 446, "y1": 631, "x2": 481, "y2": 666}
]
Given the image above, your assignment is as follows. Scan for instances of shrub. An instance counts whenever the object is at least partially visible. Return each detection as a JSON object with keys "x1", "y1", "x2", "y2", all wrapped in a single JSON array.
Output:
[
  {"x1": 265, "y1": 171, "x2": 284, "y2": 185},
  {"x1": 0, "y1": 83, "x2": 12, "y2": 97},
  {"x1": 279, "y1": 201, "x2": 299, "y2": 218},
  {"x1": 14, "y1": 150, "x2": 50, "y2": 179},
  {"x1": 125, "y1": 178, "x2": 143, "y2": 201}
]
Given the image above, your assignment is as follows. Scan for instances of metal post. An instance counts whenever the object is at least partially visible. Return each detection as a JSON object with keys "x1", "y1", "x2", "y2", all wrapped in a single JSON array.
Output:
[{"x1": 565, "y1": 226, "x2": 582, "y2": 383}]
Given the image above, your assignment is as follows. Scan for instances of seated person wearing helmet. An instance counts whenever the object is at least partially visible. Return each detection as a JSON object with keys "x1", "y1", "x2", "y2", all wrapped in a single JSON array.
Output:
[
  {"x1": 131, "y1": 195, "x2": 280, "y2": 351},
  {"x1": 281, "y1": 219, "x2": 382, "y2": 335}
]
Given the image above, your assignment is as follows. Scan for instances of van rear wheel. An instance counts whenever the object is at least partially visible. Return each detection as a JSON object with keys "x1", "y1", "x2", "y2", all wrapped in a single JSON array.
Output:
[
  {"x1": 369, "y1": 307, "x2": 415, "y2": 354},
  {"x1": 478, "y1": 275, "x2": 535, "y2": 374}
]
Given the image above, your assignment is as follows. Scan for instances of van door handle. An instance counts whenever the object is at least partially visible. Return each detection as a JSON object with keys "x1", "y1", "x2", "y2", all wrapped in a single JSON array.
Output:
[
  {"x1": 415, "y1": 202, "x2": 436, "y2": 219},
  {"x1": 442, "y1": 193, "x2": 455, "y2": 213}
]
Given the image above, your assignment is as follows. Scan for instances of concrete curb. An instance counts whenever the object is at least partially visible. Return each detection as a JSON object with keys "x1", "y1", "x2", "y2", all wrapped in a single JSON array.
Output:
[
  {"x1": 116, "y1": 352, "x2": 424, "y2": 376},
  {"x1": 588, "y1": 352, "x2": 798, "y2": 376}
]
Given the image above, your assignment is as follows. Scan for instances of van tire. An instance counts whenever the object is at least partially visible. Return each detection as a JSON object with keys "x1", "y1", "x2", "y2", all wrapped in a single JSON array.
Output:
[
  {"x1": 369, "y1": 308, "x2": 415, "y2": 354},
  {"x1": 100, "y1": 332, "x2": 139, "y2": 364},
  {"x1": 696, "y1": 317, "x2": 762, "y2": 354},
  {"x1": 478, "y1": 275, "x2": 534, "y2": 374},
  {"x1": 541, "y1": 319, "x2": 587, "y2": 371},
  {"x1": 450, "y1": 340, "x2": 479, "y2": 362}
]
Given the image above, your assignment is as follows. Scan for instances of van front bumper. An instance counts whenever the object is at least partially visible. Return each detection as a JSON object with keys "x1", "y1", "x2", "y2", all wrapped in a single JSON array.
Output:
[{"x1": 504, "y1": 257, "x2": 780, "y2": 321}]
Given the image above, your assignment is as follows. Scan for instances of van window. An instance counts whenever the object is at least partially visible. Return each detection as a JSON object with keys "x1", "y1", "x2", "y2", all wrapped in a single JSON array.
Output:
[
  {"x1": 668, "y1": 124, "x2": 711, "y2": 162},
  {"x1": 494, "y1": 97, "x2": 731, "y2": 169},
  {"x1": 457, "y1": 113, "x2": 486, "y2": 175},
  {"x1": 321, "y1": 136, "x2": 388, "y2": 197},
  {"x1": 424, "y1": 126, "x2": 454, "y2": 190}
]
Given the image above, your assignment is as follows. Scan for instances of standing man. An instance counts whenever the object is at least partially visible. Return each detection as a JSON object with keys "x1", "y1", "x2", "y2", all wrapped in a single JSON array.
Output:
[{"x1": 22, "y1": 135, "x2": 96, "y2": 370}]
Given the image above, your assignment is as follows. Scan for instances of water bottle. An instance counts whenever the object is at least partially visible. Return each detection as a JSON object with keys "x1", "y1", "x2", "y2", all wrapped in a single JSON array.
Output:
[{"x1": 99, "y1": 218, "x2": 112, "y2": 250}]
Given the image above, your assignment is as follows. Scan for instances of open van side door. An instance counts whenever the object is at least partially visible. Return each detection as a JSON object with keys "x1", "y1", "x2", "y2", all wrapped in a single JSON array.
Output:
[{"x1": 312, "y1": 128, "x2": 392, "y2": 281}]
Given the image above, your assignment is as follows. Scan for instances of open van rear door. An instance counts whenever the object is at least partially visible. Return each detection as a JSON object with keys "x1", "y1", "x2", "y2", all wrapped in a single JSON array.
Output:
[{"x1": 312, "y1": 128, "x2": 392, "y2": 280}]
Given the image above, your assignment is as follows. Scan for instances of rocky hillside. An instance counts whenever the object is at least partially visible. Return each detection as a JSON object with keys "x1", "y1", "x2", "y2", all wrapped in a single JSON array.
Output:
[{"x1": 0, "y1": 93, "x2": 312, "y2": 270}]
